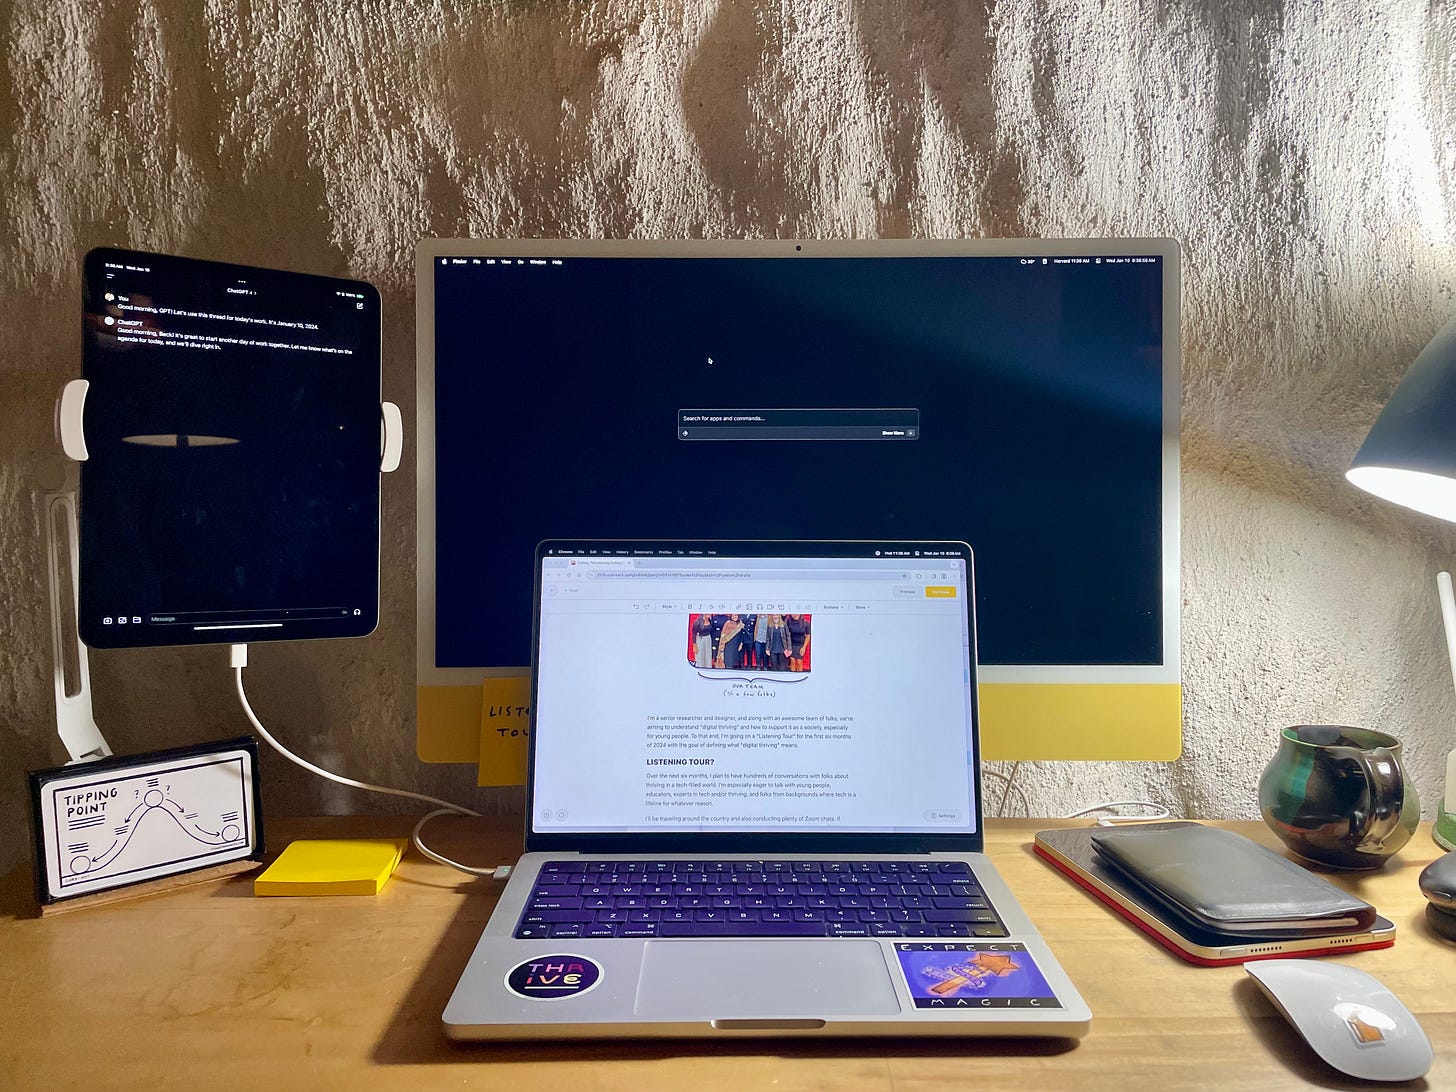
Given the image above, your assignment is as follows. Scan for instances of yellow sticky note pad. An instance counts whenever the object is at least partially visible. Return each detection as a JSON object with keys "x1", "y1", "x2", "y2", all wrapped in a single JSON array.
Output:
[
  {"x1": 478, "y1": 675, "x2": 531, "y2": 786},
  {"x1": 253, "y1": 838, "x2": 407, "y2": 897}
]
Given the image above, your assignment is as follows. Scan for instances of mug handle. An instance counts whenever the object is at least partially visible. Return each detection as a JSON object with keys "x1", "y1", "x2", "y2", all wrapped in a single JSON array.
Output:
[{"x1": 1330, "y1": 744, "x2": 1404, "y2": 849}]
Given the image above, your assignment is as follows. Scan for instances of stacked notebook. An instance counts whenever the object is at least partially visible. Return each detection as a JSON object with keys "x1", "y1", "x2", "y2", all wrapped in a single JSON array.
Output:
[{"x1": 1034, "y1": 821, "x2": 1394, "y2": 966}]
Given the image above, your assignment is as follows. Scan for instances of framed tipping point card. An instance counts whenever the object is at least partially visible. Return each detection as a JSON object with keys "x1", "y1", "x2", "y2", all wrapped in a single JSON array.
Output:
[{"x1": 28, "y1": 737, "x2": 265, "y2": 909}]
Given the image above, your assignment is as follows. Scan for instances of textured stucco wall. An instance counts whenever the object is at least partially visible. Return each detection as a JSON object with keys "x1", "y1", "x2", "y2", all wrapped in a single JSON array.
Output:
[{"x1": 3, "y1": 2, "x2": 1455, "y2": 875}]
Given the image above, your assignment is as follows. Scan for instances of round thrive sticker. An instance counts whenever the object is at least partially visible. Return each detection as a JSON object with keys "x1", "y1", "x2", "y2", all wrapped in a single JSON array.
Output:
[{"x1": 504, "y1": 954, "x2": 604, "y2": 1001}]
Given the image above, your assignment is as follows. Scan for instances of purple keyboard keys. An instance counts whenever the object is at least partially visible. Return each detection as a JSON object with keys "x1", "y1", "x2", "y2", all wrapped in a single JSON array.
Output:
[{"x1": 514, "y1": 860, "x2": 1007, "y2": 940}]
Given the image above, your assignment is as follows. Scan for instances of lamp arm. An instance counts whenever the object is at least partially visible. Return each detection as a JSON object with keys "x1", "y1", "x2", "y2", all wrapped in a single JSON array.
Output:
[{"x1": 1437, "y1": 572, "x2": 1456, "y2": 702}]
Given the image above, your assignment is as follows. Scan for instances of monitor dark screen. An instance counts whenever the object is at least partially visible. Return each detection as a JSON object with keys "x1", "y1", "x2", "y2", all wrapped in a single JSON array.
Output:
[
  {"x1": 77, "y1": 247, "x2": 382, "y2": 648},
  {"x1": 428, "y1": 247, "x2": 1169, "y2": 671}
]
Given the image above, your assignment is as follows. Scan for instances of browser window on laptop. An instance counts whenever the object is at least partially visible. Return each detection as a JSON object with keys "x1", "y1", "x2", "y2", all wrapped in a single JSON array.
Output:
[{"x1": 530, "y1": 546, "x2": 979, "y2": 838}]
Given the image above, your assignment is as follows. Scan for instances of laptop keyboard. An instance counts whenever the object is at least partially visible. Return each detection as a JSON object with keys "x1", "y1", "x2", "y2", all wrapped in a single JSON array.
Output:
[{"x1": 513, "y1": 859, "x2": 1008, "y2": 940}]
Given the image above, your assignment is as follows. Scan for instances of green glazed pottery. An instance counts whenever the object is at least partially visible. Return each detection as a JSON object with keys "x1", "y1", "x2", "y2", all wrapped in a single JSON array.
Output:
[{"x1": 1258, "y1": 725, "x2": 1419, "y2": 869}]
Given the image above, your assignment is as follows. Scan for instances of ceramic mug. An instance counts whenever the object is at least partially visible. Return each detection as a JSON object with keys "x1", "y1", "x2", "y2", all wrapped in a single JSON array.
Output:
[{"x1": 1258, "y1": 725, "x2": 1419, "y2": 869}]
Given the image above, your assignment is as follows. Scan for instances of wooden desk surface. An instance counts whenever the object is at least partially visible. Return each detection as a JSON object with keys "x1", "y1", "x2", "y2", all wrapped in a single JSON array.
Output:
[{"x1": 2, "y1": 817, "x2": 1452, "y2": 1090}]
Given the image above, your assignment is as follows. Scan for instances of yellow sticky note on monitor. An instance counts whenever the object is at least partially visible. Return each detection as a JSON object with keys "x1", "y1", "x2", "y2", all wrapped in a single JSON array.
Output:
[
  {"x1": 478, "y1": 676, "x2": 531, "y2": 785},
  {"x1": 253, "y1": 838, "x2": 407, "y2": 896}
]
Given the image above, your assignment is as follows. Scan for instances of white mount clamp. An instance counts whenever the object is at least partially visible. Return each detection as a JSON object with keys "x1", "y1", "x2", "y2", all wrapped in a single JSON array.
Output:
[{"x1": 56, "y1": 379, "x2": 403, "y2": 472}]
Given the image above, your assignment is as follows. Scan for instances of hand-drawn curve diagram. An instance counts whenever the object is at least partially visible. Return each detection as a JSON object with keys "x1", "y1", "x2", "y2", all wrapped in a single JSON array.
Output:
[{"x1": 54, "y1": 756, "x2": 251, "y2": 888}]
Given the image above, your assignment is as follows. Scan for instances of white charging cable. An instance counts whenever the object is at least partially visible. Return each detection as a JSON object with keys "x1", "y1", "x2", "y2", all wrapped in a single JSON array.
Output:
[
  {"x1": 1064, "y1": 800, "x2": 1172, "y2": 825},
  {"x1": 230, "y1": 644, "x2": 511, "y2": 880}
]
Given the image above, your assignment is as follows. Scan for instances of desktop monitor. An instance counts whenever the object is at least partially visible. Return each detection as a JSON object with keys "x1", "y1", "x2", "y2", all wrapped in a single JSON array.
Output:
[{"x1": 416, "y1": 239, "x2": 1180, "y2": 766}]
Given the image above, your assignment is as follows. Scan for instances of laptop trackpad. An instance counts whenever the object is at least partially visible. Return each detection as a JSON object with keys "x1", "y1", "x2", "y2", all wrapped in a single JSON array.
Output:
[{"x1": 634, "y1": 940, "x2": 900, "y2": 1019}]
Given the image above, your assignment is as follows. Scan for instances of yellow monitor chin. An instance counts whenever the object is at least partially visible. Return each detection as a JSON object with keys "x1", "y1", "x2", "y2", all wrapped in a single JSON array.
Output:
[
  {"x1": 416, "y1": 680, "x2": 1183, "y2": 784},
  {"x1": 977, "y1": 683, "x2": 1182, "y2": 761}
]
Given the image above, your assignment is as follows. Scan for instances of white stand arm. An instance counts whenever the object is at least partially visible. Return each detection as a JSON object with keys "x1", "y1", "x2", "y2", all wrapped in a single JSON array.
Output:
[{"x1": 45, "y1": 490, "x2": 111, "y2": 763}]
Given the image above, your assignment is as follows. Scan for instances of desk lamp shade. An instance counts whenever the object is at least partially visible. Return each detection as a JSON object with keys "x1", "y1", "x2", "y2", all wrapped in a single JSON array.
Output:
[
  {"x1": 1347, "y1": 313, "x2": 1456, "y2": 521},
  {"x1": 1347, "y1": 310, "x2": 1456, "y2": 854}
]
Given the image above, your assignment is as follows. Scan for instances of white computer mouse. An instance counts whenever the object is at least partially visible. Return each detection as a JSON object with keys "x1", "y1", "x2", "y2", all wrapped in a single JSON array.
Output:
[{"x1": 1245, "y1": 959, "x2": 1433, "y2": 1082}]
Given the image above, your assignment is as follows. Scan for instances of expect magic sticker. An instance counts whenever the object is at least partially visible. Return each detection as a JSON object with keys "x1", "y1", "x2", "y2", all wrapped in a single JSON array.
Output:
[
  {"x1": 893, "y1": 942, "x2": 1062, "y2": 1009},
  {"x1": 504, "y1": 954, "x2": 603, "y2": 1001}
]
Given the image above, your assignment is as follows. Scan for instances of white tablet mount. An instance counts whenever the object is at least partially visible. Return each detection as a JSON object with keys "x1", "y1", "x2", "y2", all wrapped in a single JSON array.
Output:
[
  {"x1": 57, "y1": 381, "x2": 405, "y2": 473},
  {"x1": 47, "y1": 380, "x2": 404, "y2": 764},
  {"x1": 44, "y1": 487, "x2": 110, "y2": 764}
]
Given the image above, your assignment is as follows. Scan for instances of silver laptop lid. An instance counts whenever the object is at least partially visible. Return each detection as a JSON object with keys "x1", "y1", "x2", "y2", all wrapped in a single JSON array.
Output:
[{"x1": 525, "y1": 540, "x2": 982, "y2": 855}]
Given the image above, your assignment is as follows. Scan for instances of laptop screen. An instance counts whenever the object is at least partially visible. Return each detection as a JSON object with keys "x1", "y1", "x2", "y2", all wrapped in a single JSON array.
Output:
[{"x1": 527, "y1": 541, "x2": 982, "y2": 852}]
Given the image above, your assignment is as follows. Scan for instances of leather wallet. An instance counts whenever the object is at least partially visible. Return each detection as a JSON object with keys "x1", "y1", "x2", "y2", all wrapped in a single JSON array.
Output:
[{"x1": 1090, "y1": 822, "x2": 1377, "y2": 936}]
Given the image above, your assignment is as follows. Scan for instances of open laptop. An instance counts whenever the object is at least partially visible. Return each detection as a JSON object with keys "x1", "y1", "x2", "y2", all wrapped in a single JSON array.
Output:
[{"x1": 443, "y1": 540, "x2": 1091, "y2": 1039}]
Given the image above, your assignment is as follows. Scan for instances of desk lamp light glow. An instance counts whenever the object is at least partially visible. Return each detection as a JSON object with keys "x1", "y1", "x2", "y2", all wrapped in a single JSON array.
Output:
[{"x1": 1346, "y1": 311, "x2": 1456, "y2": 851}]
